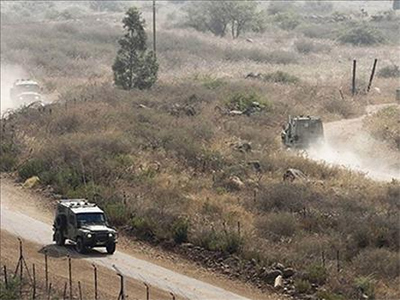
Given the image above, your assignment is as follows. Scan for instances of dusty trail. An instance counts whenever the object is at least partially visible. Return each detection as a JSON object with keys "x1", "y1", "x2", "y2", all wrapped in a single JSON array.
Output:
[
  {"x1": 307, "y1": 103, "x2": 400, "y2": 181},
  {"x1": 0, "y1": 177, "x2": 278, "y2": 300}
]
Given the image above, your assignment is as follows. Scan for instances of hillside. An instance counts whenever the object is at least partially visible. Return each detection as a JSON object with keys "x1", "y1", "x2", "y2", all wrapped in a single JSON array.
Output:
[{"x1": 1, "y1": 2, "x2": 399, "y2": 300}]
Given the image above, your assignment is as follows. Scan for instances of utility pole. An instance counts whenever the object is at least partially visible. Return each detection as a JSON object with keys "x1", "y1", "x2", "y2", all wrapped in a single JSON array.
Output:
[{"x1": 153, "y1": 0, "x2": 157, "y2": 58}]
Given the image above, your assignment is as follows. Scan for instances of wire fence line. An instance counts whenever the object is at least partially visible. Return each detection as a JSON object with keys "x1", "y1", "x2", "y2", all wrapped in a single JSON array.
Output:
[{"x1": 1, "y1": 237, "x2": 180, "y2": 300}]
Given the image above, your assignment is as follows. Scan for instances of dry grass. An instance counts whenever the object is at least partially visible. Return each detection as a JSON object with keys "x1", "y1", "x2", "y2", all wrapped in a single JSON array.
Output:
[{"x1": 1, "y1": 3, "x2": 400, "y2": 299}]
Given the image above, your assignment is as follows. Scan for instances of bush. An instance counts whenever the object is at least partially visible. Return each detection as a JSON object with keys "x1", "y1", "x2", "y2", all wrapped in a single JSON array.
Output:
[
  {"x1": 226, "y1": 92, "x2": 271, "y2": 112},
  {"x1": 131, "y1": 216, "x2": 156, "y2": 241},
  {"x1": 298, "y1": 24, "x2": 335, "y2": 39},
  {"x1": 355, "y1": 276, "x2": 375, "y2": 299},
  {"x1": 378, "y1": 65, "x2": 400, "y2": 78},
  {"x1": 295, "y1": 39, "x2": 331, "y2": 54},
  {"x1": 0, "y1": 278, "x2": 20, "y2": 300},
  {"x1": 198, "y1": 230, "x2": 243, "y2": 254},
  {"x1": 316, "y1": 290, "x2": 346, "y2": 300},
  {"x1": 0, "y1": 153, "x2": 17, "y2": 172},
  {"x1": 105, "y1": 203, "x2": 131, "y2": 226},
  {"x1": 295, "y1": 279, "x2": 312, "y2": 294},
  {"x1": 258, "y1": 212, "x2": 298, "y2": 241},
  {"x1": 274, "y1": 12, "x2": 302, "y2": 30},
  {"x1": 353, "y1": 248, "x2": 399, "y2": 279},
  {"x1": 172, "y1": 218, "x2": 189, "y2": 244},
  {"x1": 338, "y1": 26, "x2": 385, "y2": 46},
  {"x1": 263, "y1": 71, "x2": 299, "y2": 84},
  {"x1": 18, "y1": 159, "x2": 47, "y2": 180},
  {"x1": 305, "y1": 264, "x2": 328, "y2": 285}
]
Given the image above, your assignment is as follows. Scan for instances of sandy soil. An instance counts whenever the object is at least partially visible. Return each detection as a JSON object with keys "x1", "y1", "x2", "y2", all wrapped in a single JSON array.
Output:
[{"x1": 0, "y1": 176, "x2": 281, "y2": 300}]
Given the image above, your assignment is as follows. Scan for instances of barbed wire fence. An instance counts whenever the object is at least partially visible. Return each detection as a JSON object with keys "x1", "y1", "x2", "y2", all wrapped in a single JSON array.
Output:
[{"x1": 1, "y1": 237, "x2": 182, "y2": 300}]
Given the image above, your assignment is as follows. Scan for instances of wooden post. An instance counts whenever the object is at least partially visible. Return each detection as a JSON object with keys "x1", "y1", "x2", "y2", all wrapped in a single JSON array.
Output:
[
  {"x1": 68, "y1": 256, "x2": 72, "y2": 300},
  {"x1": 78, "y1": 281, "x2": 83, "y2": 300},
  {"x1": 92, "y1": 264, "x2": 98, "y2": 300},
  {"x1": 3, "y1": 265, "x2": 8, "y2": 289},
  {"x1": 336, "y1": 249, "x2": 340, "y2": 272},
  {"x1": 352, "y1": 60, "x2": 357, "y2": 96},
  {"x1": 47, "y1": 283, "x2": 52, "y2": 300},
  {"x1": 144, "y1": 282, "x2": 150, "y2": 300},
  {"x1": 321, "y1": 250, "x2": 325, "y2": 269},
  {"x1": 44, "y1": 250, "x2": 48, "y2": 292},
  {"x1": 367, "y1": 59, "x2": 378, "y2": 93},
  {"x1": 63, "y1": 282, "x2": 67, "y2": 300},
  {"x1": 32, "y1": 264, "x2": 36, "y2": 300},
  {"x1": 153, "y1": 0, "x2": 157, "y2": 57}
]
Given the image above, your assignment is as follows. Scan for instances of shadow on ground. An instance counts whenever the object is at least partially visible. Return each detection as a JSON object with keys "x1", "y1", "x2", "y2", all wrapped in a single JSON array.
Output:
[{"x1": 39, "y1": 243, "x2": 109, "y2": 259}]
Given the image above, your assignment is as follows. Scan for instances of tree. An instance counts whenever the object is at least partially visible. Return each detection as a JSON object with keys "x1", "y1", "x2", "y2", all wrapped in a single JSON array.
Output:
[
  {"x1": 112, "y1": 7, "x2": 158, "y2": 90},
  {"x1": 185, "y1": 0, "x2": 263, "y2": 38}
]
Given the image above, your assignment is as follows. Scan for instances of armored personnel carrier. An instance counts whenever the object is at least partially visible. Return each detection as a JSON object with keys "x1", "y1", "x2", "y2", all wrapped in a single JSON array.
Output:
[{"x1": 281, "y1": 116, "x2": 324, "y2": 149}]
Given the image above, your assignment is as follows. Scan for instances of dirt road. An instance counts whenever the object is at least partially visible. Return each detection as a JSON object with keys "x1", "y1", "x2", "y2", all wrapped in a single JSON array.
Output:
[
  {"x1": 1, "y1": 177, "x2": 279, "y2": 300},
  {"x1": 307, "y1": 103, "x2": 400, "y2": 181}
]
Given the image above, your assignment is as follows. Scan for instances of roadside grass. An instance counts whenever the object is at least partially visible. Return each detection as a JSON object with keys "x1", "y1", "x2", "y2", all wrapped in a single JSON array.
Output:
[{"x1": 1, "y1": 3, "x2": 400, "y2": 299}]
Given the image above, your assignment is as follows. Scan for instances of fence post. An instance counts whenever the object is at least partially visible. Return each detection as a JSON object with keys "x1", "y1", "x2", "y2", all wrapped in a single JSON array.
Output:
[
  {"x1": 367, "y1": 59, "x2": 378, "y2": 93},
  {"x1": 68, "y1": 256, "x2": 72, "y2": 300},
  {"x1": 170, "y1": 292, "x2": 176, "y2": 300},
  {"x1": 144, "y1": 283, "x2": 149, "y2": 300},
  {"x1": 321, "y1": 250, "x2": 325, "y2": 269},
  {"x1": 3, "y1": 265, "x2": 8, "y2": 289},
  {"x1": 47, "y1": 283, "x2": 52, "y2": 300},
  {"x1": 32, "y1": 264, "x2": 36, "y2": 300},
  {"x1": 78, "y1": 281, "x2": 83, "y2": 300},
  {"x1": 352, "y1": 59, "x2": 357, "y2": 96},
  {"x1": 113, "y1": 265, "x2": 125, "y2": 300},
  {"x1": 44, "y1": 250, "x2": 48, "y2": 292},
  {"x1": 63, "y1": 282, "x2": 67, "y2": 300},
  {"x1": 237, "y1": 221, "x2": 241, "y2": 237},
  {"x1": 336, "y1": 249, "x2": 340, "y2": 272},
  {"x1": 92, "y1": 264, "x2": 98, "y2": 300}
]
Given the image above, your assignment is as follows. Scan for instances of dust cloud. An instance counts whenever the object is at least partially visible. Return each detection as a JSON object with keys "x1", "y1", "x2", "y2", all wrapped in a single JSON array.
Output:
[
  {"x1": 1, "y1": 64, "x2": 27, "y2": 114},
  {"x1": 306, "y1": 106, "x2": 400, "y2": 182}
]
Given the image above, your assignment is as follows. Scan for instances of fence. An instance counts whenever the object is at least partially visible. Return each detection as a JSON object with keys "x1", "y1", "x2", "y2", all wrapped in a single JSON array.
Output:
[{"x1": 1, "y1": 237, "x2": 179, "y2": 300}]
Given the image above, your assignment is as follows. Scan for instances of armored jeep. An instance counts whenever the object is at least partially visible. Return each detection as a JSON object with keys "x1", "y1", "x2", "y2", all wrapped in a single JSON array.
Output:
[
  {"x1": 281, "y1": 116, "x2": 324, "y2": 149},
  {"x1": 10, "y1": 79, "x2": 42, "y2": 104},
  {"x1": 53, "y1": 199, "x2": 117, "y2": 254}
]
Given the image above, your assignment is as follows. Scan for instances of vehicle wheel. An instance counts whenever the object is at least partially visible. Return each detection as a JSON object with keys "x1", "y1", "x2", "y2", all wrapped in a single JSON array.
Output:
[
  {"x1": 106, "y1": 242, "x2": 116, "y2": 254},
  {"x1": 55, "y1": 230, "x2": 65, "y2": 246},
  {"x1": 76, "y1": 238, "x2": 87, "y2": 254}
]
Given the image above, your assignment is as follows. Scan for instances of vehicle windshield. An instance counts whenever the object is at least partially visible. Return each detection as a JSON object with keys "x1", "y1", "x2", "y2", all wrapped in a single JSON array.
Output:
[
  {"x1": 16, "y1": 84, "x2": 40, "y2": 93},
  {"x1": 77, "y1": 213, "x2": 105, "y2": 225}
]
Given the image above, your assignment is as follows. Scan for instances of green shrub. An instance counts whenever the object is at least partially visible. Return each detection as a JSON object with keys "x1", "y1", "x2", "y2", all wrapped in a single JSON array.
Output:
[
  {"x1": 258, "y1": 212, "x2": 298, "y2": 241},
  {"x1": 198, "y1": 230, "x2": 243, "y2": 254},
  {"x1": 274, "y1": 12, "x2": 302, "y2": 30},
  {"x1": 105, "y1": 203, "x2": 131, "y2": 226},
  {"x1": 131, "y1": 216, "x2": 156, "y2": 241},
  {"x1": 0, "y1": 278, "x2": 20, "y2": 300},
  {"x1": 298, "y1": 24, "x2": 335, "y2": 39},
  {"x1": 263, "y1": 71, "x2": 299, "y2": 84},
  {"x1": 226, "y1": 92, "x2": 271, "y2": 112},
  {"x1": 378, "y1": 65, "x2": 400, "y2": 78},
  {"x1": 295, "y1": 279, "x2": 312, "y2": 294},
  {"x1": 305, "y1": 264, "x2": 328, "y2": 285},
  {"x1": 316, "y1": 290, "x2": 346, "y2": 300},
  {"x1": 338, "y1": 26, "x2": 385, "y2": 46},
  {"x1": 355, "y1": 276, "x2": 375, "y2": 299},
  {"x1": 18, "y1": 159, "x2": 47, "y2": 180},
  {"x1": 0, "y1": 154, "x2": 17, "y2": 172},
  {"x1": 353, "y1": 248, "x2": 399, "y2": 279},
  {"x1": 172, "y1": 218, "x2": 189, "y2": 244}
]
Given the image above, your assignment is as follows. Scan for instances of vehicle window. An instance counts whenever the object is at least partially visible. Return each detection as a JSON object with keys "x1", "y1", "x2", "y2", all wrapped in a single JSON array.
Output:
[{"x1": 76, "y1": 213, "x2": 105, "y2": 225}]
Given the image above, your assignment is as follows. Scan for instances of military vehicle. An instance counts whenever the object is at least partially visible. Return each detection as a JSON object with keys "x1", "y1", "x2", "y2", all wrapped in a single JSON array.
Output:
[
  {"x1": 10, "y1": 79, "x2": 42, "y2": 104},
  {"x1": 281, "y1": 116, "x2": 324, "y2": 149},
  {"x1": 53, "y1": 199, "x2": 117, "y2": 254}
]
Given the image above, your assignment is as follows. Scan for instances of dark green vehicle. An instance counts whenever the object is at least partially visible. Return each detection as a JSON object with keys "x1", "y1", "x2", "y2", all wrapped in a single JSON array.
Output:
[
  {"x1": 281, "y1": 116, "x2": 324, "y2": 149},
  {"x1": 53, "y1": 199, "x2": 117, "y2": 254}
]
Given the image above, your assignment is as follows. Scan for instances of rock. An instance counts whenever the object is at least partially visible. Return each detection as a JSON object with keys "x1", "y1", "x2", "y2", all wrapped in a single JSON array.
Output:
[
  {"x1": 23, "y1": 176, "x2": 40, "y2": 189},
  {"x1": 246, "y1": 38, "x2": 254, "y2": 43},
  {"x1": 274, "y1": 275, "x2": 284, "y2": 289},
  {"x1": 263, "y1": 269, "x2": 283, "y2": 284},
  {"x1": 181, "y1": 243, "x2": 193, "y2": 248},
  {"x1": 283, "y1": 267, "x2": 295, "y2": 278},
  {"x1": 227, "y1": 176, "x2": 244, "y2": 191},
  {"x1": 273, "y1": 262, "x2": 285, "y2": 271}
]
